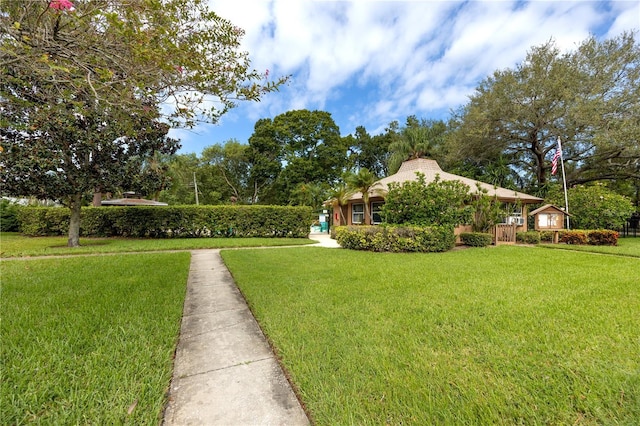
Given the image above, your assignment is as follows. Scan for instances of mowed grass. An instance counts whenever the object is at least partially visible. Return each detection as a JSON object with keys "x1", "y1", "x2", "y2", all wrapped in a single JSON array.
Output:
[
  {"x1": 542, "y1": 236, "x2": 640, "y2": 258},
  {"x1": 222, "y1": 246, "x2": 640, "y2": 425},
  {"x1": 0, "y1": 232, "x2": 314, "y2": 258},
  {"x1": 1, "y1": 252, "x2": 191, "y2": 424}
]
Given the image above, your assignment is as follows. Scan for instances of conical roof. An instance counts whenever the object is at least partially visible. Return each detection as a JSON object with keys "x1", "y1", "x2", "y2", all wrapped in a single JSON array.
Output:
[{"x1": 350, "y1": 158, "x2": 543, "y2": 203}]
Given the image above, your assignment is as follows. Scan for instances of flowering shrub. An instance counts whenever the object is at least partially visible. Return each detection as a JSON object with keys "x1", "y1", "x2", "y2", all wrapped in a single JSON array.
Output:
[{"x1": 49, "y1": 0, "x2": 75, "y2": 11}]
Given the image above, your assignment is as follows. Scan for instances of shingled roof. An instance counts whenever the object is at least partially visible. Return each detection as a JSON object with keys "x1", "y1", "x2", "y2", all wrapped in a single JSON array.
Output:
[{"x1": 349, "y1": 158, "x2": 543, "y2": 204}]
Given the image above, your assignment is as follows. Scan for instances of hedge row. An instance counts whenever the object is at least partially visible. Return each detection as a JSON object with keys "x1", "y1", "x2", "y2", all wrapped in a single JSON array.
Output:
[
  {"x1": 17, "y1": 205, "x2": 314, "y2": 238},
  {"x1": 561, "y1": 229, "x2": 619, "y2": 246},
  {"x1": 334, "y1": 225, "x2": 455, "y2": 253},
  {"x1": 459, "y1": 232, "x2": 493, "y2": 247},
  {"x1": 516, "y1": 230, "x2": 619, "y2": 246}
]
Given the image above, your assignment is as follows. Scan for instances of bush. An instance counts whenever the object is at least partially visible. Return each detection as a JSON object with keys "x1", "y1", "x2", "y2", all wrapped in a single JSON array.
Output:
[
  {"x1": 382, "y1": 174, "x2": 473, "y2": 227},
  {"x1": 17, "y1": 205, "x2": 314, "y2": 238},
  {"x1": 516, "y1": 231, "x2": 541, "y2": 244},
  {"x1": 0, "y1": 199, "x2": 21, "y2": 232},
  {"x1": 540, "y1": 231, "x2": 556, "y2": 243},
  {"x1": 586, "y1": 230, "x2": 619, "y2": 246},
  {"x1": 560, "y1": 230, "x2": 588, "y2": 245},
  {"x1": 334, "y1": 225, "x2": 455, "y2": 253},
  {"x1": 459, "y1": 232, "x2": 493, "y2": 247}
]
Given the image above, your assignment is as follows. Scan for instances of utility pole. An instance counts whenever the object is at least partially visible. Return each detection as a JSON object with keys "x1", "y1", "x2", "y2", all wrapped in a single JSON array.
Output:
[{"x1": 193, "y1": 172, "x2": 199, "y2": 205}]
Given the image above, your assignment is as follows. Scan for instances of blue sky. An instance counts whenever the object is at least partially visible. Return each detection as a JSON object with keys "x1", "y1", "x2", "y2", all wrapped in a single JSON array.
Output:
[{"x1": 170, "y1": 0, "x2": 639, "y2": 155}]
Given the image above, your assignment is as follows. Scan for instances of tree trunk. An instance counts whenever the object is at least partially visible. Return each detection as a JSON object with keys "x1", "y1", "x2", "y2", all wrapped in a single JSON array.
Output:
[
  {"x1": 92, "y1": 188, "x2": 102, "y2": 207},
  {"x1": 68, "y1": 193, "x2": 82, "y2": 247}
]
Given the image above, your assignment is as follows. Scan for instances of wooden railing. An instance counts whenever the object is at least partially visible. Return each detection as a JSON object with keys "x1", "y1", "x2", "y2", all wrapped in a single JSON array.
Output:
[{"x1": 495, "y1": 224, "x2": 517, "y2": 245}]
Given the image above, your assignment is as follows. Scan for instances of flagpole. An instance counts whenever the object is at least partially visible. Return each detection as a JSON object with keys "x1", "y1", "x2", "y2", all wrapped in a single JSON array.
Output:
[{"x1": 558, "y1": 137, "x2": 570, "y2": 230}]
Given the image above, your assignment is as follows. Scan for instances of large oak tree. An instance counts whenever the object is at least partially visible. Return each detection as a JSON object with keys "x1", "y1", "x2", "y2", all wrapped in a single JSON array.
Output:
[{"x1": 446, "y1": 32, "x2": 640, "y2": 194}]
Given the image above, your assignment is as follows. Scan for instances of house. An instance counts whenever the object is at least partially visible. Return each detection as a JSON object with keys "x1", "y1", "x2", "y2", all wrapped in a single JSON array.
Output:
[
  {"x1": 101, "y1": 192, "x2": 168, "y2": 206},
  {"x1": 333, "y1": 158, "x2": 543, "y2": 236}
]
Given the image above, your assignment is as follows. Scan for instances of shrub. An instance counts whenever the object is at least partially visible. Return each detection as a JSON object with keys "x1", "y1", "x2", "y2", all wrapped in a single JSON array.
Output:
[
  {"x1": 560, "y1": 230, "x2": 588, "y2": 245},
  {"x1": 459, "y1": 232, "x2": 493, "y2": 247},
  {"x1": 540, "y1": 231, "x2": 556, "y2": 243},
  {"x1": 382, "y1": 174, "x2": 473, "y2": 227},
  {"x1": 516, "y1": 231, "x2": 541, "y2": 244},
  {"x1": 0, "y1": 199, "x2": 21, "y2": 232},
  {"x1": 586, "y1": 230, "x2": 619, "y2": 246},
  {"x1": 334, "y1": 225, "x2": 455, "y2": 253},
  {"x1": 17, "y1": 205, "x2": 314, "y2": 238}
]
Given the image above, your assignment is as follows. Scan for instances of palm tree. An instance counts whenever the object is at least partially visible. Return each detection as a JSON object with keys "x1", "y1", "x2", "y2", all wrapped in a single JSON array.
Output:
[
  {"x1": 326, "y1": 183, "x2": 355, "y2": 225},
  {"x1": 345, "y1": 168, "x2": 379, "y2": 225},
  {"x1": 387, "y1": 121, "x2": 446, "y2": 173}
]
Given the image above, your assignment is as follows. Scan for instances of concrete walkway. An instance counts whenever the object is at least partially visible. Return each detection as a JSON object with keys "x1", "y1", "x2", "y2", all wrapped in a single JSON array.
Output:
[{"x1": 163, "y1": 236, "x2": 340, "y2": 425}]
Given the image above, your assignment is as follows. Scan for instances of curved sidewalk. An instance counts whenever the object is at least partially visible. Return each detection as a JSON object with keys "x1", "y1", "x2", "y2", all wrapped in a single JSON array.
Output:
[{"x1": 163, "y1": 249, "x2": 311, "y2": 425}]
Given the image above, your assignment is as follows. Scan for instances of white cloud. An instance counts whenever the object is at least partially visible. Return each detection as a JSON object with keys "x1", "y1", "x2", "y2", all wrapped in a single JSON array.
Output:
[{"x1": 181, "y1": 0, "x2": 639, "y2": 153}]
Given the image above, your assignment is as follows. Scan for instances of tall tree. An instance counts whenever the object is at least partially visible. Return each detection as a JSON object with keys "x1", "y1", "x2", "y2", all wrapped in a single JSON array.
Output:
[
  {"x1": 346, "y1": 125, "x2": 392, "y2": 178},
  {"x1": 0, "y1": 0, "x2": 286, "y2": 246},
  {"x1": 446, "y1": 32, "x2": 640, "y2": 193},
  {"x1": 247, "y1": 110, "x2": 348, "y2": 204},
  {"x1": 201, "y1": 139, "x2": 250, "y2": 203}
]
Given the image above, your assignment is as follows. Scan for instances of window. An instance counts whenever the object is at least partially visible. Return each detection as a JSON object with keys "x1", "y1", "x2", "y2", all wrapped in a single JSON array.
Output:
[
  {"x1": 371, "y1": 202, "x2": 384, "y2": 224},
  {"x1": 352, "y1": 203, "x2": 364, "y2": 224}
]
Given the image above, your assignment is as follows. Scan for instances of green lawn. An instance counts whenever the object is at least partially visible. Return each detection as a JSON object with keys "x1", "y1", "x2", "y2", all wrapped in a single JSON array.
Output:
[
  {"x1": 541, "y1": 236, "x2": 640, "y2": 258},
  {"x1": 0, "y1": 232, "x2": 314, "y2": 257},
  {"x1": 222, "y1": 246, "x2": 640, "y2": 424},
  {"x1": 1, "y1": 253, "x2": 191, "y2": 424}
]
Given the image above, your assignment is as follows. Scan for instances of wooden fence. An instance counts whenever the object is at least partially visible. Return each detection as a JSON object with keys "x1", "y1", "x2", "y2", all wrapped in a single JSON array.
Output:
[{"x1": 494, "y1": 223, "x2": 517, "y2": 245}]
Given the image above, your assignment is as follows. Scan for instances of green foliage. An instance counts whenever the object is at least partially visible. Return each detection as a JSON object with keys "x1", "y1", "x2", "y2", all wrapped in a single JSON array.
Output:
[
  {"x1": 459, "y1": 232, "x2": 493, "y2": 247},
  {"x1": 447, "y1": 32, "x2": 640, "y2": 189},
  {"x1": 334, "y1": 225, "x2": 455, "y2": 252},
  {"x1": 17, "y1": 205, "x2": 313, "y2": 238},
  {"x1": 382, "y1": 174, "x2": 473, "y2": 227},
  {"x1": 345, "y1": 168, "x2": 379, "y2": 223},
  {"x1": 547, "y1": 183, "x2": 634, "y2": 230},
  {"x1": 516, "y1": 231, "x2": 542, "y2": 244},
  {"x1": 346, "y1": 125, "x2": 392, "y2": 177},
  {"x1": 470, "y1": 185, "x2": 506, "y2": 232},
  {"x1": 1, "y1": 0, "x2": 286, "y2": 246},
  {"x1": 388, "y1": 117, "x2": 447, "y2": 174},
  {"x1": 0, "y1": 199, "x2": 20, "y2": 232},
  {"x1": 246, "y1": 110, "x2": 348, "y2": 205}
]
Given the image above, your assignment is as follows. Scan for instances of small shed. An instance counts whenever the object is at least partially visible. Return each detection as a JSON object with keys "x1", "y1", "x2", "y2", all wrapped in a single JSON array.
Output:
[{"x1": 529, "y1": 204, "x2": 570, "y2": 243}]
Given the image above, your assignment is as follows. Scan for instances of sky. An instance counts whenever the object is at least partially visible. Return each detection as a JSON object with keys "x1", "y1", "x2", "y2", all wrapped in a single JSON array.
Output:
[{"x1": 170, "y1": 0, "x2": 640, "y2": 155}]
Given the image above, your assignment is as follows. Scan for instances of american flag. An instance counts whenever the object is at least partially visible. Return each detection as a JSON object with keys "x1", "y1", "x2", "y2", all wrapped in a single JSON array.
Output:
[{"x1": 551, "y1": 139, "x2": 562, "y2": 175}]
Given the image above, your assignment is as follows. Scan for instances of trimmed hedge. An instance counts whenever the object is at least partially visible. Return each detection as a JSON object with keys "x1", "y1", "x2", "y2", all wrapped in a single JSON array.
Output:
[
  {"x1": 17, "y1": 205, "x2": 314, "y2": 238},
  {"x1": 560, "y1": 229, "x2": 619, "y2": 246},
  {"x1": 334, "y1": 225, "x2": 455, "y2": 253},
  {"x1": 524, "y1": 229, "x2": 620, "y2": 246},
  {"x1": 459, "y1": 232, "x2": 493, "y2": 247},
  {"x1": 516, "y1": 231, "x2": 541, "y2": 244}
]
